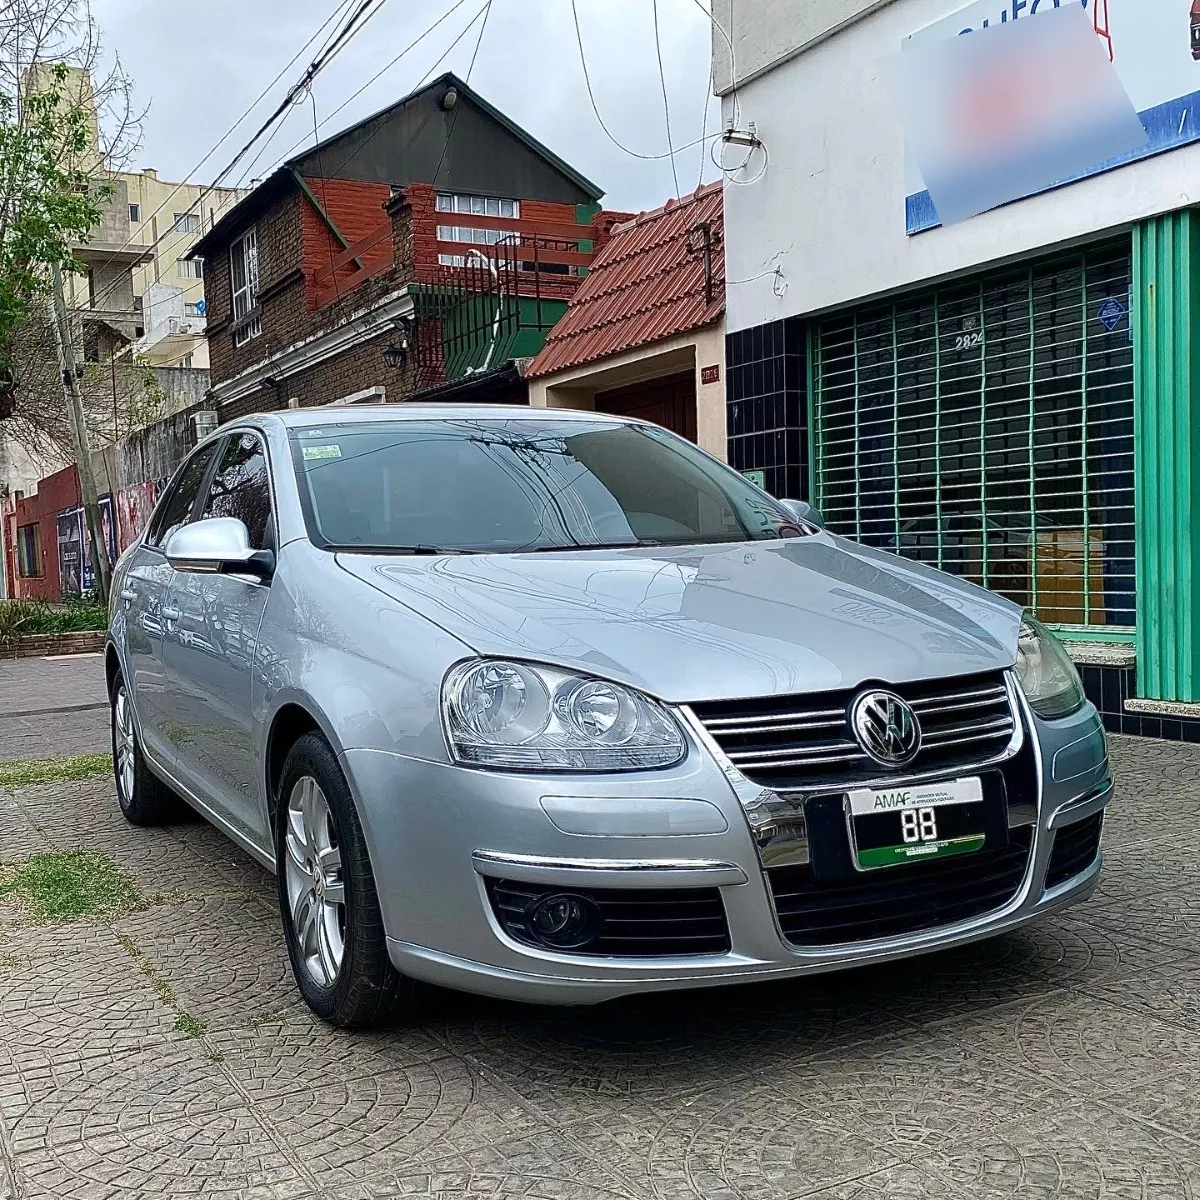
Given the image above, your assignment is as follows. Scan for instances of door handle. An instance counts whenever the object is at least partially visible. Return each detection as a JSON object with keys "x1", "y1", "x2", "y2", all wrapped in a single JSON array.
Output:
[
  {"x1": 161, "y1": 606, "x2": 181, "y2": 622},
  {"x1": 120, "y1": 587, "x2": 138, "y2": 602}
]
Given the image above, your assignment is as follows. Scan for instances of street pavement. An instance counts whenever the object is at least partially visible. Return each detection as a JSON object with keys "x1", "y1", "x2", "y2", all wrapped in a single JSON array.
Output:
[
  {"x1": 0, "y1": 655, "x2": 110, "y2": 762},
  {"x1": 0, "y1": 735, "x2": 1197, "y2": 1199}
]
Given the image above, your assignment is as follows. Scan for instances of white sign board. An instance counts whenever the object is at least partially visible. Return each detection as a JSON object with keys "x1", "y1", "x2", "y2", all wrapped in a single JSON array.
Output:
[{"x1": 904, "y1": 0, "x2": 1200, "y2": 233}]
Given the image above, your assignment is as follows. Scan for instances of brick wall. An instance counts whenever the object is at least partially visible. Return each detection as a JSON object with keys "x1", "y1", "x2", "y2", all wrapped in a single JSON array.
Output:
[
  {"x1": 205, "y1": 176, "x2": 625, "y2": 421},
  {"x1": 3, "y1": 464, "x2": 82, "y2": 601}
]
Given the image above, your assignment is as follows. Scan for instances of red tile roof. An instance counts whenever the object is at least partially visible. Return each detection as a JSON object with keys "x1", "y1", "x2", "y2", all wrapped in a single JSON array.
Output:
[{"x1": 526, "y1": 182, "x2": 724, "y2": 379}]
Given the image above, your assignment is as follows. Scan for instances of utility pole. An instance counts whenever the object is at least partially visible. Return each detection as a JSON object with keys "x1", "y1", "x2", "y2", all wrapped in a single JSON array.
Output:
[{"x1": 49, "y1": 260, "x2": 110, "y2": 607}]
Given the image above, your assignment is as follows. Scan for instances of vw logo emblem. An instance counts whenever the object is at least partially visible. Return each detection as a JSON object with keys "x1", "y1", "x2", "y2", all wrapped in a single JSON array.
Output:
[{"x1": 850, "y1": 690, "x2": 922, "y2": 767}]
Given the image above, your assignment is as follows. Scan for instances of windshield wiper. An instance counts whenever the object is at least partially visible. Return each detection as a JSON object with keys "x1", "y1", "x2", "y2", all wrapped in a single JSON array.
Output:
[
  {"x1": 523, "y1": 539, "x2": 664, "y2": 552},
  {"x1": 332, "y1": 544, "x2": 471, "y2": 556}
]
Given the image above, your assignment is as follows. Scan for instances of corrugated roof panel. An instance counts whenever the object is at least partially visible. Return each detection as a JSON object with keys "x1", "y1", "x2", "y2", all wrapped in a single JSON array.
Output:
[{"x1": 527, "y1": 183, "x2": 724, "y2": 379}]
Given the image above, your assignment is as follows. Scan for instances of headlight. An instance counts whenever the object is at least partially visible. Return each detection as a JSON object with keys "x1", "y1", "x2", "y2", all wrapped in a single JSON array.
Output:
[
  {"x1": 442, "y1": 659, "x2": 686, "y2": 772},
  {"x1": 1014, "y1": 616, "x2": 1085, "y2": 720}
]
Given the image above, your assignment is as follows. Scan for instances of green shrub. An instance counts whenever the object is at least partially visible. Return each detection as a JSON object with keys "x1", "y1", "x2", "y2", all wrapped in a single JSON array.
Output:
[{"x1": 0, "y1": 598, "x2": 107, "y2": 643}]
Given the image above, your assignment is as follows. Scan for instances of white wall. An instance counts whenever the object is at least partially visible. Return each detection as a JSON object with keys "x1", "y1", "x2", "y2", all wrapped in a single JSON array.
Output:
[
  {"x1": 722, "y1": 0, "x2": 1200, "y2": 333},
  {"x1": 713, "y1": 0, "x2": 897, "y2": 93}
]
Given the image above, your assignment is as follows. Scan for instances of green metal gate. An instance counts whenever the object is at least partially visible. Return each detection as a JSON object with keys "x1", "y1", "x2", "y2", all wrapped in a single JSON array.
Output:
[{"x1": 812, "y1": 242, "x2": 1135, "y2": 634}]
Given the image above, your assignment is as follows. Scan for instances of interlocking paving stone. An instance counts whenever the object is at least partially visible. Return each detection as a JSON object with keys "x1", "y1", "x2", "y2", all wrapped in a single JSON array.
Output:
[
  {"x1": 0, "y1": 730, "x2": 1197, "y2": 1198},
  {"x1": 915, "y1": 1104, "x2": 1200, "y2": 1199}
]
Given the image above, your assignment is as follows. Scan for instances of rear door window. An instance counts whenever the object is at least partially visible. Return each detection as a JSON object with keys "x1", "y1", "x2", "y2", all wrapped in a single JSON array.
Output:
[
  {"x1": 201, "y1": 431, "x2": 274, "y2": 550},
  {"x1": 146, "y1": 441, "x2": 222, "y2": 549}
]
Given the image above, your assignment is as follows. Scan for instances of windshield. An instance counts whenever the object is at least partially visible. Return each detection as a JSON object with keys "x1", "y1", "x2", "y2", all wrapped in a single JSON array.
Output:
[{"x1": 289, "y1": 417, "x2": 810, "y2": 554}]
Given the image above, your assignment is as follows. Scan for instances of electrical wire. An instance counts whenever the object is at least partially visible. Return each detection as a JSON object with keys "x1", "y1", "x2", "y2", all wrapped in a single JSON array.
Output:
[
  {"x1": 78, "y1": 1, "x2": 358, "y2": 290},
  {"x1": 651, "y1": 0, "x2": 681, "y2": 197},
  {"x1": 570, "y1": 0, "x2": 676, "y2": 162},
  {"x1": 425, "y1": 0, "x2": 492, "y2": 194},
  {"x1": 80, "y1": 0, "x2": 388, "y2": 314},
  {"x1": 711, "y1": 132, "x2": 766, "y2": 185},
  {"x1": 727, "y1": 263, "x2": 787, "y2": 298},
  {"x1": 250, "y1": 0, "x2": 476, "y2": 183}
]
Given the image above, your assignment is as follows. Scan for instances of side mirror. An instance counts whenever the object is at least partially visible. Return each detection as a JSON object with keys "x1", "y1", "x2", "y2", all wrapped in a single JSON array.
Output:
[
  {"x1": 164, "y1": 517, "x2": 274, "y2": 580},
  {"x1": 779, "y1": 498, "x2": 826, "y2": 530}
]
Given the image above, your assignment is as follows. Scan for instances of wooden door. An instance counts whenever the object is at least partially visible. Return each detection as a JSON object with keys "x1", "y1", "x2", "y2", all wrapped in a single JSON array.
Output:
[{"x1": 593, "y1": 372, "x2": 698, "y2": 442}]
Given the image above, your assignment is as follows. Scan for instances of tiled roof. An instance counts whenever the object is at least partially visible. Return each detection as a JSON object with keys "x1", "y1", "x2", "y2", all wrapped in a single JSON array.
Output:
[{"x1": 526, "y1": 182, "x2": 724, "y2": 379}]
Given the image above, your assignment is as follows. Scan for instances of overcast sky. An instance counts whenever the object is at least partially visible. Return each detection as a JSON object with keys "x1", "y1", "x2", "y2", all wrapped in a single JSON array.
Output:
[{"x1": 89, "y1": 0, "x2": 718, "y2": 213}]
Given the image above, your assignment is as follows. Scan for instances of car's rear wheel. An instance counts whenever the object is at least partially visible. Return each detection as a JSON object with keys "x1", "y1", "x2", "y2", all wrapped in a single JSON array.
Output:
[
  {"x1": 110, "y1": 670, "x2": 186, "y2": 826},
  {"x1": 275, "y1": 732, "x2": 419, "y2": 1027}
]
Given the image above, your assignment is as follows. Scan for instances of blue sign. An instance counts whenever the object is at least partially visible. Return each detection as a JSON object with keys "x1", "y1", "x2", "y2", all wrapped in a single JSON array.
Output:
[
  {"x1": 1098, "y1": 297, "x2": 1126, "y2": 331},
  {"x1": 195, "y1": 299, "x2": 206, "y2": 316}
]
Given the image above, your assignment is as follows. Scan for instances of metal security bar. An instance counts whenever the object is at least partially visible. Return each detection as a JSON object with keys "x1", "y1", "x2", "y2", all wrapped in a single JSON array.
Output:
[{"x1": 812, "y1": 242, "x2": 1135, "y2": 633}]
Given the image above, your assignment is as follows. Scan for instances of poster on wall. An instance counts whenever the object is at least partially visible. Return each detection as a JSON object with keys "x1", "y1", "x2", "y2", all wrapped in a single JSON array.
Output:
[
  {"x1": 116, "y1": 480, "x2": 158, "y2": 551},
  {"x1": 79, "y1": 497, "x2": 118, "y2": 592},
  {"x1": 904, "y1": 0, "x2": 1200, "y2": 233},
  {"x1": 57, "y1": 511, "x2": 83, "y2": 598}
]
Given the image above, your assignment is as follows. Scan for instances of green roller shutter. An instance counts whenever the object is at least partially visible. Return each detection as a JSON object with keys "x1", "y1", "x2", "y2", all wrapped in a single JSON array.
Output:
[{"x1": 812, "y1": 241, "x2": 1135, "y2": 634}]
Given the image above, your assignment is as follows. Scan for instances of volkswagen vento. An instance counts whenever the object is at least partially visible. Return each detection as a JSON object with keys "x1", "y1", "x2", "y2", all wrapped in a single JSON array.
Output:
[{"x1": 106, "y1": 405, "x2": 1111, "y2": 1026}]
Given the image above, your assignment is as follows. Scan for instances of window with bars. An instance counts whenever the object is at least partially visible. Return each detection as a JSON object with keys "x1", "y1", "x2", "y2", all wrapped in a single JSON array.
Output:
[
  {"x1": 812, "y1": 242, "x2": 1134, "y2": 632},
  {"x1": 230, "y1": 227, "x2": 261, "y2": 348}
]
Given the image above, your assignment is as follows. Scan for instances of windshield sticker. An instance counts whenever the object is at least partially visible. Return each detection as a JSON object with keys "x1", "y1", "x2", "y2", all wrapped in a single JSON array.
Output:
[{"x1": 302, "y1": 444, "x2": 342, "y2": 461}]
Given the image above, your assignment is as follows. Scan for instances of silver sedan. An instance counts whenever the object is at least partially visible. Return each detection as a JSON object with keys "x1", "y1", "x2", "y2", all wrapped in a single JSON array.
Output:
[{"x1": 106, "y1": 405, "x2": 1111, "y2": 1027}]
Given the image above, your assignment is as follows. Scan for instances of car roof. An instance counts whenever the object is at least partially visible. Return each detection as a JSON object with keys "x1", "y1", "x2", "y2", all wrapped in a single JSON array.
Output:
[{"x1": 239, "y1": 404, "x2": 637, "y2": 430}]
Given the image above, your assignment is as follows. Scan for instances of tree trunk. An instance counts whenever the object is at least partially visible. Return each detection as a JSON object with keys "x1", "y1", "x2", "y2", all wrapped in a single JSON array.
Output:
[{"x1": 49, "y1": 261, "x2": 110, "y2": 607}]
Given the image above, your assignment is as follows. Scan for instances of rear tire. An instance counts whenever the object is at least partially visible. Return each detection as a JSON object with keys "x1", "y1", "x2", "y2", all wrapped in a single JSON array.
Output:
[
  {"x1": 111, "y1": 669, "x2": 186, "y2": 826},
  {"x1": 275, "y1": 731, "x2": 419, "y2": 1028}
]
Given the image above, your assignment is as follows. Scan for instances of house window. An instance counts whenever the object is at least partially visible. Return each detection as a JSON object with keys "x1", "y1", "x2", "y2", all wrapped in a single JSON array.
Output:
[
  {"x1": 436, "y1": 225, "x2": 507, "y2": 247},
  {"x1": 177, "y1": 258, "x2": 204, "y2": 278},
  {"x1": 16, "y1": 524, "x2": 40, "y2": 577},
  {"x1": 129, "y1": 203, "x2": 140, "y2": 223},
  {"x1": 173, "y1": 212, "x2": 201, "y2": 234},
  {"x1": 230, "y1": 227, "x2": 261, "y2": 348},
  {"x1": 436, "y1": 192, "x2": 518, "y2": 219}
]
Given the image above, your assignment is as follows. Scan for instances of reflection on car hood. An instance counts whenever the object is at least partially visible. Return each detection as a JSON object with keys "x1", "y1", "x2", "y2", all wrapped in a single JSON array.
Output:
[{"x1": 335, "y1": 534, "x2": 1023, "y2": 703}]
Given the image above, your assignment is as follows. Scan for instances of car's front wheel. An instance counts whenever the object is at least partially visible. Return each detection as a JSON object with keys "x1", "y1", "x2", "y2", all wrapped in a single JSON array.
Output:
[
  {"x1": 111, "y1": 670, "x2": 185, "y2": 826},
  {"x1": 275, "y1": 732, "x2": 419, "y2": 1027}
]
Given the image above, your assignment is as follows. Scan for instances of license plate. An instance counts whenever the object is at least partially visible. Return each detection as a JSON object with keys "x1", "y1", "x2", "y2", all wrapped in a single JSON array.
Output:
[{"x1": 847, "y1": 778, "x2": 987, "y2": 870}]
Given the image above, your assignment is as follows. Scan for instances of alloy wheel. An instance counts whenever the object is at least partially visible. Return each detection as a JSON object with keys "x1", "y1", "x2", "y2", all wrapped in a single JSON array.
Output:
[
  {"x1": 284, "y1": 775, "x2": 346, "y2": 987},
  {"x1": 114, "y1": 686, "x2": 136, "y2": 805}
]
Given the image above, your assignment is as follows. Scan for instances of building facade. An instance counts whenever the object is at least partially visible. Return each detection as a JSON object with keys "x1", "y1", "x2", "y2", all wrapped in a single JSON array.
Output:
[
  {"x1": 191, "y1": 73, "x2": 623, "y2": 422},
  {"x1": 715, "y1": 0, "x2": 1200, "y2": 737},
  {"x1": 527, "y1": 184, "x2": 728, "y2": 460}
]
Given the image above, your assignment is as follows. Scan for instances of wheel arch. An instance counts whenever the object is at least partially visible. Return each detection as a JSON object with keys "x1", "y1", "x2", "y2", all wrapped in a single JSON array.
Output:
[
  {"x1": 264, "y1": 695, "x2": 347, "y2": 831},
  {"x1": 104, "y1": 640, "x2": 123, "y2": 698}
]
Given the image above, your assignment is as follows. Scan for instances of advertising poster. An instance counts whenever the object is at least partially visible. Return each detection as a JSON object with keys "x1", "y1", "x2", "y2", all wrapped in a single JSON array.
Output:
[
  {"x1": 57, "y1": 510, "x2": 83, "y2": 598},
  {"x1": 80, "y1": 497, "x2": 118, "y2": 592},
  {"x1": 905, "y1": 0, "x2": 1200, "y2": 232}
]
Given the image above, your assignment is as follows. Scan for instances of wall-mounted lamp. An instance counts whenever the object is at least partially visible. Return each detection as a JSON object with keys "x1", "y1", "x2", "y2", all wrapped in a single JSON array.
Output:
[{"x1": 381, "y1": 340, "x2": 408, "y2": 369}]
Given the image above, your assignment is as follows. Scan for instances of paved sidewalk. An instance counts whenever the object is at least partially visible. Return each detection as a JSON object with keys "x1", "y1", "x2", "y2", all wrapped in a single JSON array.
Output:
[
  {"x1": 0, "y1": 655, "x2": 109, "y2": 762},
  {"x1": 0, "y1": 734, "x2": 1197, "y2": 1199}
]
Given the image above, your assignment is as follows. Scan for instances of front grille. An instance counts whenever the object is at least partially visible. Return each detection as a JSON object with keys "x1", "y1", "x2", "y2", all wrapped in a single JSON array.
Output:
[
  {"x1": 484, "y1": 878, "x2": 731, "y2": 957},
  {"x1": 1046, "y1": 813, "x2": 1104, "y2": 888},
  {"x1": 768, "y1": 827, "x2": 1033, "y2": 947},
  {"x1": 691, "y1": 671, "x2": 1016, "y2": 788}
]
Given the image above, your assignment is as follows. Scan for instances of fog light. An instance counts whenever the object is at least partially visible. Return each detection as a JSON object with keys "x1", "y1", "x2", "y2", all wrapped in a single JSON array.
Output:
[{"x1": 527, "y1": 892, "x2": 601, "y2": 950}]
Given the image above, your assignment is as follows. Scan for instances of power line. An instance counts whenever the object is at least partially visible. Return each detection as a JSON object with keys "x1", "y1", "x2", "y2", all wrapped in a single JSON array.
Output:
[
  {"x1": 425, "y1": 0, "x2": 493, "y2": 194},
  {"x1": 651, "y1": 0, "x2": 681, "y2": 197},
  {"x1": 251, "y1": 0, "x2": 477, "y2": 183},
  {"x1": 77, "y1": 0, "x2": 372, "y2": 313}
]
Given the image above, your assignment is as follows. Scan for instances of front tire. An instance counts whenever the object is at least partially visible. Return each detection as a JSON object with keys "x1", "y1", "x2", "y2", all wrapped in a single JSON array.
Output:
[
  {"x1": 111, "y1": 670, "x2": 185, "y2": 826},
  {"x1": 275, "y1": 732, "x2": 418, "y2": 1028}
]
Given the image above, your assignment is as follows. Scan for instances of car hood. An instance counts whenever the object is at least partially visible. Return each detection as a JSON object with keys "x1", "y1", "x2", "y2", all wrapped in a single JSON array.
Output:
[{"x1": 336, "y1": 534, "x2": 1023, "y2": 703}]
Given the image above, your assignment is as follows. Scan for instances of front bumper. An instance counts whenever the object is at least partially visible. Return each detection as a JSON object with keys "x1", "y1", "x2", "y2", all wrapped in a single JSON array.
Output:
[{"x1": 344, "y1": 695, "x2": 1111, "y2": 1005}]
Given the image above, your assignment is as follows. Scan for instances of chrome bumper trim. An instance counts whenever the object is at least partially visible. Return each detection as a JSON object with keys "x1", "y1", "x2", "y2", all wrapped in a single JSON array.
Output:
[{"x1": 470, "y1": 849, "x2": 748, "y2": 887}]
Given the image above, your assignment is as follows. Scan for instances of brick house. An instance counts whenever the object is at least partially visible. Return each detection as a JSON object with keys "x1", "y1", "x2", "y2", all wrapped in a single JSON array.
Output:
[
  {"x1": 3, "y1": 465, "x2": 82, "y2": 601},
  {"x1": 189, "y1": 73, "x2": 625, "y2": 421}
]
